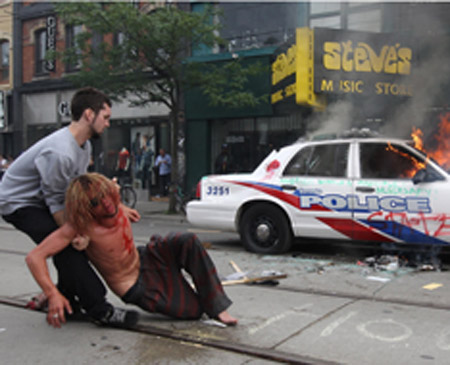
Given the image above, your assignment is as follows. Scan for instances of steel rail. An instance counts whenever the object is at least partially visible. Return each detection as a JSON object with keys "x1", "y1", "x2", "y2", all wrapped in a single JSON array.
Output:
[{"x1": 0, "y1": 295, "x2": 337, "y2": 365}]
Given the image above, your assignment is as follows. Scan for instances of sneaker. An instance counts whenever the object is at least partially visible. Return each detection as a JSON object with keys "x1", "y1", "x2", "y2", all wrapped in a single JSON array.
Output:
[{"x1": 98, "y1": 307, "x2": 139, "y2": 329}]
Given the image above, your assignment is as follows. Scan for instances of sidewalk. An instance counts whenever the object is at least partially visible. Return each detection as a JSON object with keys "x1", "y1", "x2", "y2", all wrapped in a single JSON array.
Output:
[{"x1": 134, "y1": 188, "x2": 179, "y2": 218}]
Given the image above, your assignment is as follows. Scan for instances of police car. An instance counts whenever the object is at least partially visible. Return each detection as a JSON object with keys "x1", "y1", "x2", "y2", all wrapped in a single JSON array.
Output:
[{"x1": 187, "y1": 130, "x2": 450, "y2": 254}]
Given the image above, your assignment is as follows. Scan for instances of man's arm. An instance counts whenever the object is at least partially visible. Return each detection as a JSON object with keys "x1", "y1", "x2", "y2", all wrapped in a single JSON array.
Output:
[
  {"x1": 52, "y1": 210, "x2": 65, "y2": 227},
  {"x1": 121, "y1": 204, "x2": 141, "y2": 223},
  {"x1": 25, "y1": 224, "x2": 77, "y2": 328}
]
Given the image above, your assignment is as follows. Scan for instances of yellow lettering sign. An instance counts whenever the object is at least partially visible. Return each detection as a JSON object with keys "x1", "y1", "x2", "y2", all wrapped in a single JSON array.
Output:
[
  {"x1": 323, "y1": 41, "x2": 412, "y2": 75},
  {"x1": 285, "y1": 83, "x2": 296, "y2": 97},
  {"x1": 374, "y1": 82, "x2": 413, "y2": 96},
  {"x1": 272, "y1": 44, "x2": 297, "y2": 86},
  {"x1": 321, "y1": 79, "x2": 334, "y2": 92},
  {"x1": 271, "y1": 90, "x2": 284, "y2": 104},
  {"x1": 339, "y1": 80, "x2": 364, "y2": 93}
]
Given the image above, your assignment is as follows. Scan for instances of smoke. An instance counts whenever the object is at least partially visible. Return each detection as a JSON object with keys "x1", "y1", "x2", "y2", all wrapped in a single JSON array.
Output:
[
  {"x1": 306, "y1": 101, "x2": 354, "y2": 139},
  {"x1": 306, "y1": 6, "x2": 450, "y2": 141},
  {"x1": 382, "y1": 15, "x2": 449, "y2": 138}
]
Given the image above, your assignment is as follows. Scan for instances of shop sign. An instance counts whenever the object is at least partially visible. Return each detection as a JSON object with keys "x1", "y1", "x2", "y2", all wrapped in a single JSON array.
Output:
[
  {"x1": 314, "y1": 28, "x2": 413, "y2": 98},
  {"x1": 45, "y1": 15, "x2": 57, "y2": 72},
  {"x1": 296, "y1": 27, "x2": 326, "y2": 109},
  {"x1": 271, "y1": 28, "x2": 326, "y2": 110},
  {"x1": 271, "y1": 43, "x2": 297, "y2": 105},
  {"x1": 58, "y1": 101, "x2": 70, "y2": 117}
]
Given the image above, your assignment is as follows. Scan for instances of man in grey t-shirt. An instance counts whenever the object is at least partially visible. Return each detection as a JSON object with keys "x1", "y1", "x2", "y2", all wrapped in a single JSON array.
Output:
[{"x1": 0, "y1": 87, "x2": 140, "y2": 328}]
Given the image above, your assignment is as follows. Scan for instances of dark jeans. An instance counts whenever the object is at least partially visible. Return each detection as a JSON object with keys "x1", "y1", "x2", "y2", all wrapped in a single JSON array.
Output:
[
  {"x1": 141, "y1": 167, "x2": 152, "y2": 191},
  {"x1": 159, "y1": 173, "x2": 170, "y2": 196},
  {"x1": 3, "y1": 206, "x2": 111, "y2": 320}
]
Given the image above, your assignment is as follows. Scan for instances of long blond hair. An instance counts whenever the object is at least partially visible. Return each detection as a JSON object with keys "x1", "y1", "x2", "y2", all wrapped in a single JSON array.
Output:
[{"x1": 65, "y1": 173, "x2": 120, "y2": 233}]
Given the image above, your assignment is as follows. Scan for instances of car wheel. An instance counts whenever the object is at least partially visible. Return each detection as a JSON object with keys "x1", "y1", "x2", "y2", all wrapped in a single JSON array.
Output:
[{"x1": 240, "y1": 203, "x2": 292, "y2": 254}]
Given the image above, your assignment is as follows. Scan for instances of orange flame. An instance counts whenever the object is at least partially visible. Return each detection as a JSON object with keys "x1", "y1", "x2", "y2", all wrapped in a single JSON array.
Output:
[
  {"x1": 412, "y1": 111, "x2": 450, "y2": 171},
  {"x1": 411, "y1": 127, "x2": 424, "y2": 151},
  {"x1": 387, "y1": 142, "x2": 426, "y2": 177},
  {"x1": 387, "y1": 112, "x2": 450, "y2": 178}
]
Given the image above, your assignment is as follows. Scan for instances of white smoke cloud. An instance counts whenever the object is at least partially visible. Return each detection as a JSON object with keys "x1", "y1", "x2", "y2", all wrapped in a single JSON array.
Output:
[{"x1": 307, "y1": 100, "x2": 354, "y2": 139}]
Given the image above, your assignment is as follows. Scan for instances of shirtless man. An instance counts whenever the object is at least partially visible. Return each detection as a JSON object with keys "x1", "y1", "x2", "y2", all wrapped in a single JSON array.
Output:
[{"x1": 26, "y1": 172, "x2": 237, "y2": 328}]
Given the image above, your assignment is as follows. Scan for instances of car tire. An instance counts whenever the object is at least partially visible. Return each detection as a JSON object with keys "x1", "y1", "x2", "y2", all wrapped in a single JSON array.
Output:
[{"x1": 240, "y1": 203, "x2": 293, "y2": 254}]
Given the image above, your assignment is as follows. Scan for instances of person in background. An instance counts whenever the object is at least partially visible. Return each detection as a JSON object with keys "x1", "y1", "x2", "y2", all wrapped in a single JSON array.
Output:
[
  {"x1": 26, "y1": 173, "x2": 237, "y2": 328},
  {"x1": 0, "y1": 87, "x2": 140, "y2": 328},
  {"x1": 0, "y1": 153, "x2": 8, "y2": 181},
  {"x1": 131, "y1": 132, "x2": 142, "y2": 179},
  {"x1": 214, "y1": 143, "x2": 234, "y2": 174},
  {"x1": 140, "y1": 135, "x2": 154, "y2": 196},
  {"x1": 116, "y1": 147, "x2": 131, "y2": 185},
  {"x1": 155, "y1": 148, "x2": 171, "y2": 197}
]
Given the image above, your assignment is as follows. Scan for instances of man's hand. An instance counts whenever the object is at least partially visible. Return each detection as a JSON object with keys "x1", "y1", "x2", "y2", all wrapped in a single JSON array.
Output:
[
  {"x1": 111, "y1": 176, "x2": 121, "y2": 192},
  {"x1": 71, "y1": 235, "x2": 90, "y2": 251},
  {"x1": 47, "y1": 291, "x2": 72, "y2": 328},
  {"x1": 122, "y1": 205, "x2": 141, "y2": 222}
]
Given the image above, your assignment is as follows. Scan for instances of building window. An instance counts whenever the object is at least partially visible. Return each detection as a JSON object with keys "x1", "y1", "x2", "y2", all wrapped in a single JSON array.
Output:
[
  {"x1": 309, "y1": 3, "x2": 382, "y2": 32},
  {"x1": 310, "y1": 2, "x2": 341, "y2": 15},
  {"x1": 0, "y1": 40, "x2": 9, "y2": 81},
  {"x1": 35, "y1": 29, "x2": 48, "y2": 75},
  {"x1": 310, "y1": 16, "x2": 341, "y2": 29},
  {"x1": 348, "y1": 9, "x2": 381, "y2": 32},
  {"x1": 65, "y1": 24, "x2": 83, "y2": 72}
]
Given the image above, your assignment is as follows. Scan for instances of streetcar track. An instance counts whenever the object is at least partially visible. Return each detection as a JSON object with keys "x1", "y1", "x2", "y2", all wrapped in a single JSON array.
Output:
[{"x1": 0, "y1": 296, "x2": 338, "y2": 365}]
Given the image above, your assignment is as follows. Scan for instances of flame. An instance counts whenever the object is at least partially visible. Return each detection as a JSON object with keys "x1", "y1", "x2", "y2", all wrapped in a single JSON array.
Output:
[
  {"x1": 412, "y1": 112, "x2": 450, "y2": 171},
  {"x1": 386, "y1": 112, "x2": 450, "y2": 178},
  {"x1": 387, "y1": 142, "x2": 426, "y2": 177},
  {"x1": 411, "y1": 127, "x2": 424, "y2": 151},
  {"x1": 429, "y1": 112, "x2": 450, "y2": 170}
]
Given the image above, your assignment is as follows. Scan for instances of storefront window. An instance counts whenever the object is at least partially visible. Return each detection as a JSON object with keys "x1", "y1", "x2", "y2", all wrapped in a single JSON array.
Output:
[{"x1": 211, "y1": 114, "x2": 307, "y2": 173}]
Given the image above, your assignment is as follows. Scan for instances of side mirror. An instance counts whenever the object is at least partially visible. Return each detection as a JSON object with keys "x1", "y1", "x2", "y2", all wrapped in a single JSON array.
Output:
[
  {"x1": 412, "y1": 168, "x2": 427, "y2": 184},
  {"x1": 412, "y1": 166, "x2": 445, "y2": 184}
]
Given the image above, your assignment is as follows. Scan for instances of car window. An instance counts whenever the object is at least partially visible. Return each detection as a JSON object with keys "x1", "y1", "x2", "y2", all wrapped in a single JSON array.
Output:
[
  {"x1": 284, "y1": 143, "x2": 349, "y2": 177},
  {"x1": 360, "y1": 142, "x2": 425, "y2": 179}
]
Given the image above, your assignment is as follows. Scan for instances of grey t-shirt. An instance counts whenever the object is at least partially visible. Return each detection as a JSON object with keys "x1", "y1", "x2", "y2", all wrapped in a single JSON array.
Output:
[{"x1": 0, "y1": 127, "x2": 91, "y2": 216}]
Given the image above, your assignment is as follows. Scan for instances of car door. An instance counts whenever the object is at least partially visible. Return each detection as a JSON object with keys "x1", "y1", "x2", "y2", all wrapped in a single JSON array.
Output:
[
  {"x1": 352, "y1": 141, "x2": 450, "y2": 244},
  {"x1": 281, "y1": 141, "x2": 355, "y2": 239}
]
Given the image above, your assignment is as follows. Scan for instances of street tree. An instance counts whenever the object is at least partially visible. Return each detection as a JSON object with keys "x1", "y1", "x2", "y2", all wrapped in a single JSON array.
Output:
[{"x1": 53, "y1": 1, "x2": 266, "y2": 213}]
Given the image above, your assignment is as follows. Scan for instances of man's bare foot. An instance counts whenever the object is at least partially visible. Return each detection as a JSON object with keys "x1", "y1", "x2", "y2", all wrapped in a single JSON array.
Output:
[{"x1": 217, "y1": 310, "x2": 238, "y2": 326}]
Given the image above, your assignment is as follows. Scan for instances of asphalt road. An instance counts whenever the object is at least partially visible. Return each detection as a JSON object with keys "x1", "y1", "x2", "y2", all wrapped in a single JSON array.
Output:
[{"x1": 2, "y1": 203, "x2": 450, "y2": 364}]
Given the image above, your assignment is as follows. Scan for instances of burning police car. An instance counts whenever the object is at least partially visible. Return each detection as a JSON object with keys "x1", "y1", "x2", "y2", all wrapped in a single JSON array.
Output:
[{"x1": 187, "y1": 130, "x2": 450, "y2": 254}]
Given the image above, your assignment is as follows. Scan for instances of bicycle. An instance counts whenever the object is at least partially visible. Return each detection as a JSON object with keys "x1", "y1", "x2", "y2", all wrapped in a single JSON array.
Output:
[
  {"x1": 172, "y1": 183, "x2": 193, "y2": 215},
  {"x1": 115, "y1": 176, "x2": 137, "y2": 209}
]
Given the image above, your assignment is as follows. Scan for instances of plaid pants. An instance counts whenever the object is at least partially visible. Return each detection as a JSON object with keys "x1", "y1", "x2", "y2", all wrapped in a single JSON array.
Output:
[{"x1": 122, "y1": 232, "x2": 232, "y2": 319}]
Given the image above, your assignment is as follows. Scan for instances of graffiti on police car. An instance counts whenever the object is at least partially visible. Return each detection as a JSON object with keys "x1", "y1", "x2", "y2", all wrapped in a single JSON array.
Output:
[{"x1": 366, "y1": 211, "x2": 450, "y2": 238}]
